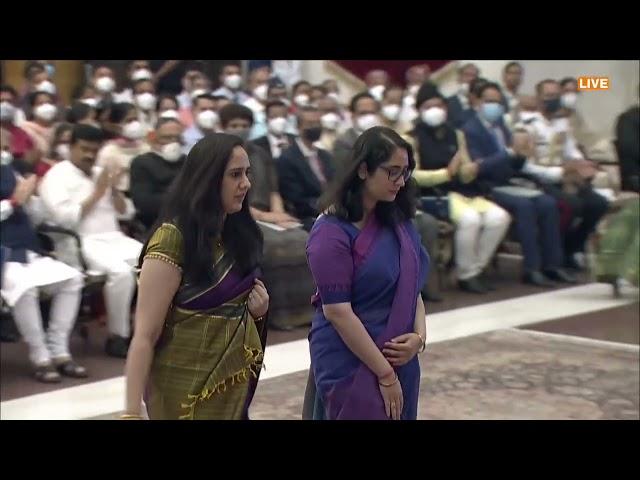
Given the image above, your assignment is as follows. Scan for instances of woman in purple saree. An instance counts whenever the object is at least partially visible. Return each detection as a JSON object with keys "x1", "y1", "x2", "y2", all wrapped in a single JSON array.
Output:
[{"x1": 305, "y1": 126, "x2": 429, "y2": 420}]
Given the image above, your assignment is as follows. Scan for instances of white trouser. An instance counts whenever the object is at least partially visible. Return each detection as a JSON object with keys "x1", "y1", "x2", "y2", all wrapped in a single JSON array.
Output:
[
  {"x1": 12, "y1": 275, "x2": 83, "y2": 366},
  {"x1": 455, "y1": 205, "x2": 511, "y2": 280},
  {"x1": 81, "y1": 233, "x2": 143, "y2": 338}
]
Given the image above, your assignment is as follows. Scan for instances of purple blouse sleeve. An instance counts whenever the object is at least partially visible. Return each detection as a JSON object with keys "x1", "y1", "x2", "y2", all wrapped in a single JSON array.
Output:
[{"x1": 306, "y1": 222, "x2": 353, "y2": 304}]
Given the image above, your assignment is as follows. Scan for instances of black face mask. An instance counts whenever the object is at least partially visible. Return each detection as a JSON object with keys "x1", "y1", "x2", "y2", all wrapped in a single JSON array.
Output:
[
  {"x1": 543, "y1": 98, "x2": 562, "y2": 114},
  {"x1": 302, "y1": 126, "x2": 322, "y2": 143}
]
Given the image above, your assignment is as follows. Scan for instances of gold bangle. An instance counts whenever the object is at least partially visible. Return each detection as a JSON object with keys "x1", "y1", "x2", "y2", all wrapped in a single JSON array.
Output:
[
  {"x1": 118, "y1": 413, "x2": 143, "y2": 420},
  {"x1": 415, "y1": 332, "x2": 426, "y2": 353},
  {"x1": 378, "y1": 372, "x2": 399, "y2": 388}
]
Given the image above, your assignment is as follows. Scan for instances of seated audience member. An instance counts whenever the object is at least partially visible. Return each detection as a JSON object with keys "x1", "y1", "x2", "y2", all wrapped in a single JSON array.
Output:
[
  {"x1": 364, "y1": 69, "x2": 390, "y2": 102},
  {"x1": 333, "y1": 92, "x2": 381, "y2": 171},
  {"x1": 113, "y1": 60, "x2": 153, "y2": 104},
  {"x1": 380, "y1": 85, "x2": 405, "y2": 133},
  {"x1": 219, "y1": 103, "x2": 299, "y2": 228},
  {"x1": 131, "y1": 78, "x2": 157, "y2": 135},
  {"x1": 522, "y1": 79, "x2": 609, "y2": 269},
  {"x1": 95, "y1": 102, "x2": 151, "y2": 195},
  {"x1": 91, "y1": 65, "x2": 118, "y2": 102},
  {"x1": 310, "y1": 85, "x2": 328, "y2": 104},
  {"x1": 243, "y1": 67, "x2": 272, "y2": 140},
  {"x1": 411, "y1": 82, "x2": 511, "y2": 294},
  {"x1": 182, "y1": 93, "x2": 219, "y2": 153},
  {"x1": 21, "y1": 91, "x2": 59, "y2": 165},
  {"x1": 462, "y1": 82, "x2": 575, "y2": 287},
  {"x1": 35, "y1": 122, "x2": 73, "y2": 178},
  {"x1": 252, "y1": 100, "x2": 297, "y2": 162},
  {"x1": 277, "y1": 106, "x2": 335, "y2": 230},
  {"x1": 1, "y1": 130, "x2": 86, "y2": 382},
  {"x1": 130, "y1": 118, "x2": 186, "y2": 230},
  {"x1": 156, "y1": 93, "x2": 180, "y2": 121},
  {"x1": 177, "y1": 67, "x2": 209, "y2": 110},
  {"x1": 446, "y1": 63, "x2": 480, "y2": 128},
  {"x1": 0, "y1": 85, "x2": 37, "y2": 172},
  {"x1": 39, "y1": 124, "x2": 142, "y2": 358},
  {"x1": 315, "y1": 96, "x2": 345, "y2": 152},
  {"x1": 213, "y1": 62, "x2": 250, "y2": 104}
]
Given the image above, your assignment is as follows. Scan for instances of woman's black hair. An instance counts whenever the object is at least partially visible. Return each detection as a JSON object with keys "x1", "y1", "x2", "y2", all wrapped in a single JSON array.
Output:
[
  {"x1": 139, "y1": 133, "x2": 263, "y2": 282},
  {"x1": 108, "y1": 102, "x2": 136, "y2": 124},
  {"x1": 318, "y1": 126, "x2": 416, "y2": 227},
  {"x1": 66, "y1": 101, "x2": 92, "y2": 124}
]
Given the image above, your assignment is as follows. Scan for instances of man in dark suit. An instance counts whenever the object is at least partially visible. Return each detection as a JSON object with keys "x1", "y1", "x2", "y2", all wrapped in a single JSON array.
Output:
[
  {"x1": 446, "y1": 63, "x2": 479, "y2": 128},
  {"x1": 278, "y1": 106, "x2": 335, "y2": 231},
  {"x1": 251, "y1": 100, "x2": 297, "y2": 163},
  {"x1": 462, "y1": 82, "x2": 574, "y2": 287}
]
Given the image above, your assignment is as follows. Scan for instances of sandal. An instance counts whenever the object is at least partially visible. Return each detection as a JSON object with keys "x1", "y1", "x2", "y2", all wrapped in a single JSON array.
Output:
[
  {"x1": 34, "y1": 364, "x2": 62, "y2": 383},
  {"x1": 55, "y1": 360, "x2": 88, "y2": 378}
]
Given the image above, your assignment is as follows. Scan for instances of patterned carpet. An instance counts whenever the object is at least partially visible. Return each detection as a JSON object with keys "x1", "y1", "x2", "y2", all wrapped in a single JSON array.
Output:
[{"x1": 249, "y1": 329, "x2": 639, "y2": 420}]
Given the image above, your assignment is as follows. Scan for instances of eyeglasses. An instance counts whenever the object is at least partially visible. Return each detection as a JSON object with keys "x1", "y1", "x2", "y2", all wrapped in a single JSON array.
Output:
[{"x1": 378, "y1": 165, "x2": 413, "y2": 183}]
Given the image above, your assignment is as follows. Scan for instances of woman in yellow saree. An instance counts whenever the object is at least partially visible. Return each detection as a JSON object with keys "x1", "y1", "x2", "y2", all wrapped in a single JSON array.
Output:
[{"x1": 122, "y1": 133, "x2": 270, "y2": 420}]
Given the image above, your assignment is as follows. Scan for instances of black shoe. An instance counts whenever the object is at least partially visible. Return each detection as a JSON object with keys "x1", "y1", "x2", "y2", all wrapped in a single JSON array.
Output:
[
  {"x1": 522, "y1": 271, "x2": 555, "y2": 288},
  {"x1": 564, "y1": 255, "x2": 585, "y2": 272},
  {"x1": 543, "y1": 268, "x2": 577, "y2": 284},
  {"x1": 0, "y1": 318, "x2": 20, "y2": 343},
  {"x1": 478, "y1": 271, "x2": 497, "y2": 291},
  {"x1": 458, "y1": 277, "x2": 488, "y2": 294},
  {"x1": 105, "y1": 335, "x2": 130, "y2": 358}
]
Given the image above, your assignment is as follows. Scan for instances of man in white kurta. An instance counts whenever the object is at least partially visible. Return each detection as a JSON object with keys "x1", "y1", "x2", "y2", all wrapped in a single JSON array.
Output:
[
  {"x1": 1, "y1": 153, "x2": 85, "y2": 382},
  {"x1": 38, "y1": 124, "x2": 142, "y2": 358}
]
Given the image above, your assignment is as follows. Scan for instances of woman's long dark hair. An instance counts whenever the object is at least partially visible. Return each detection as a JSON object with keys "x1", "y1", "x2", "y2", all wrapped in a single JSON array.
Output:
[
  {"x1": 139, "y1": 133, "x2": 263, "y2": 283},
  {"x1": 318, "y1": 126, "x2": 417, "y2": 227}
]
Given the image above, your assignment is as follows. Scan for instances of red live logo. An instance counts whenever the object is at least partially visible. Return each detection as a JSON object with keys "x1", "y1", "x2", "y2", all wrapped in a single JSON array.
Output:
[{"x1": 578, "y1": 77, "x2": 610, "y2": 90}]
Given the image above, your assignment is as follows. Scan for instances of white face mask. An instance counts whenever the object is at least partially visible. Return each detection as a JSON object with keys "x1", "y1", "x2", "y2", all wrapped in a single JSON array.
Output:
[
  {"x1": 518, "y1": 111, "x2": 543, "y2": 123},
  {"x1": 122, "y1": 120, "x2": 145, "y2": 140},
  {"x1": 131, "y1": 69, "x2": 153, "y2": 82},
  {"x1": 268, "y1": 116, "x2": 288, "y2": 135},
  {"x1": 321, "y1": 112, "x2": 341, "y2": 131},
  {"x1": 327, "y1": 92, "x2": 340, "y2": 102},
  {"x1": 36, "y1": 80, "x2": 57, "y2": 95},
  {"x1": 356, "y1": 113, "x2": 381, "y2": 132},
  {"x1": 0, "y1": 101, "x2": 17, "y2": 122},
  {"x1": 224, "y1": 74, "x2": 242, "y2": 90},
  {"x1": 408, "y1": 85, "x2": 420, "y2": 96},
  {"x1": 421, "y1": 107, "x2": 447, "y2": 127},
  {"x1": 160, "y1": 142, "x2": 183, "y2": 162},
  {"x1": 80, "y1": 98, "x2": 99, "y2": 108},
  {"x1": 1, "y1": 150, "x2": 13, "y2": 166},
  {"x1": 159, "y1": 109, "x2": 180, "y2": 120},
  {"x1": 369, "y1": 85, "x2": 385, "y2": 102},
  {"x1": 253, "y1": 84, "x2": 269, "y2": 101},
  {"x1": 381, "y1": 104, "x2": 401, "y2": 122},
  {"x1": 294, "y1": 94, "x2": 310, "y2": 107},
  {"x1": 196, "y1": 110, "x2": 219, "y2": 130},
  {"x1": 403, "y1": 95, "x2": 416, "y2": 108},
  {"x1": 459, "y1": 83, "x2": 470, "y2": 96},
  {"x1": 136, "y1": 93, "x2": 157, "y2": 111},
  {"x1": 560, "y1": 92, "x2": 578, "y2": 110},
  {"x1": 95, "y1": 76, "x2": 116, "y2": 93},
  {"x1": 55, "y1": 143, "x2": 70, "y2": 160},
  {"x1": 190, "y1": 88, "x2": 209, "y2": 100},
  {"x1": 34, "y1": 103, "x2": 57, "y2": 122}
]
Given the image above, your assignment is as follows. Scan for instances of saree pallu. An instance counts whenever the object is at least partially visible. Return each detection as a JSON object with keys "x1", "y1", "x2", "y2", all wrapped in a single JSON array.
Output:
[
  {"x1": 143, "y1": 224, "x2": 267, "y2": 420},
  {"x1": 307, "y1": 215, "x2": 428, "y2": 420}
]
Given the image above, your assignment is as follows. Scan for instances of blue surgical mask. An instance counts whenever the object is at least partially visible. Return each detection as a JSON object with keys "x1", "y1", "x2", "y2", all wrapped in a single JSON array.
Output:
[
  {"x1": 480, "y1": 102, "x2": 504, "y2": 124},
  {"x1": 45, "y1": 63, "x2": 56, "y2": 78}
]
